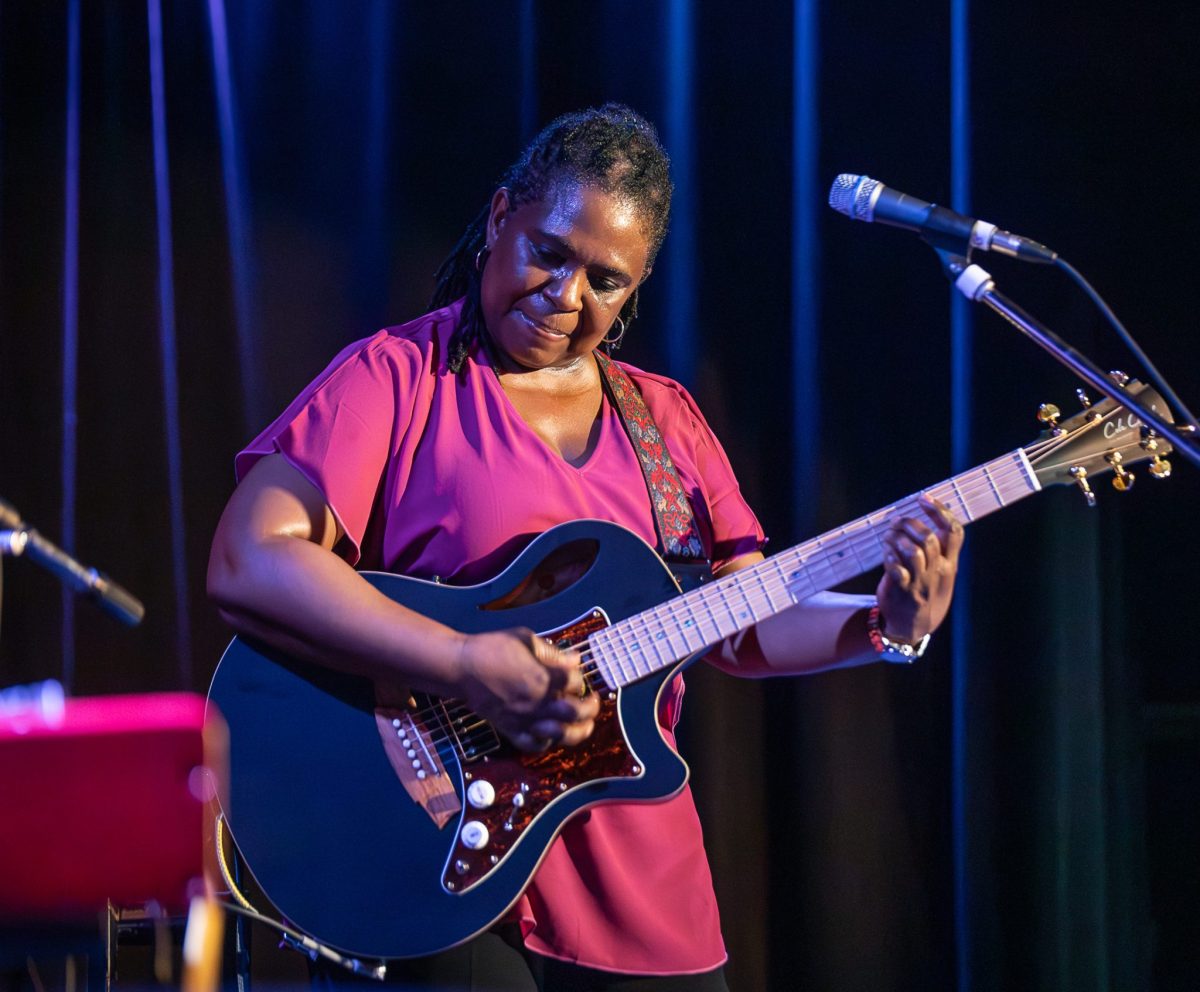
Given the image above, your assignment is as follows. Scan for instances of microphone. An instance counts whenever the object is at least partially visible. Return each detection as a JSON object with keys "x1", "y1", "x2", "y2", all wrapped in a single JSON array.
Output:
[
  {"x1": 0, "y1": 497, "x2": 145, "y2": 626},
  {"x1": 828, "y1": 173, "x2": 1057, "y2": 263}
]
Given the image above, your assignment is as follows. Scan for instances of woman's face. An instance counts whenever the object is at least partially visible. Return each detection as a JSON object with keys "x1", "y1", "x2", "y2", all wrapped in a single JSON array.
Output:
[{"x1": 480, "y1": 180, "x2": 651, "y2": 372}]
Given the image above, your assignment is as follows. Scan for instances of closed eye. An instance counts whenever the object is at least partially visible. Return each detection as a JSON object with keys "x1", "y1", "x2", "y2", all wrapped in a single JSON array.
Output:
[
  {"x1": 532, "y1": 243, "x2": 563, "y2": 268},
  {"x1": 589, "y1": 275, "x2": 621, "y2": 294}
]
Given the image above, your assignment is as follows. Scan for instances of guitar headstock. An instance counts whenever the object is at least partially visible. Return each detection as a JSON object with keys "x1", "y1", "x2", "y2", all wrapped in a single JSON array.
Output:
[{"x1": 1023, "y1": 378, "x2": 1175, "y2": 503}]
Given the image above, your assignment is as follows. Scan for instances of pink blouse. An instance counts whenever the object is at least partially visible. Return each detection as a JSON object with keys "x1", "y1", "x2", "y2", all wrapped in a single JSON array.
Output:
[{"x1": 236, "y1": 301, "x2": 765, "y2": 975}]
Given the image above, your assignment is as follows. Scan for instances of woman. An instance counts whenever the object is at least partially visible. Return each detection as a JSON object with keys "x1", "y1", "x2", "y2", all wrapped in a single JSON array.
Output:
[{"x1": 208, "y1": 104, "x2": 961, "y2": 991}]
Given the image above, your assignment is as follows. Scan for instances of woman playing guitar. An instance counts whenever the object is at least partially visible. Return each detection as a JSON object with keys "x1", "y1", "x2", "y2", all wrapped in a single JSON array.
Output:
[{"x1": 208, "y1": 104, "x2": 962, "y2": 991}]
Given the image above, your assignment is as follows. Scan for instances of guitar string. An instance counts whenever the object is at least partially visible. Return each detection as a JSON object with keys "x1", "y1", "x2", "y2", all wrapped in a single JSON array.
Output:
[
  {"x1": 397, "y1": 456, "x2": 1028, "y2": 749},
  {"x1": 488, "y1": 433, "x2": 1071, "y2": 689},
  {"x1": 582, "y1": 424, "x2": 1143, "y2": 688},
  {"x1": 404, "y1": 442, "x2": 1093, "y2": 751},
  {"x1": 399, "y1": 426, "x2": 1145, "y2": 753},
  {"x1": 589, "y1": 434, "x2": 1148, "y2": 689},
  {"x1": 396, "y1": 428, "x2": 1111, "y2": 749}
]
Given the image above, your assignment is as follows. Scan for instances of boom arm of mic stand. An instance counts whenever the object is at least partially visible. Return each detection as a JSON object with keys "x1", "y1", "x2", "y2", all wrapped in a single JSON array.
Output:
[
  {"x1": 945, "y1": 257, "x2": 1200, "y2": 469},
  {"x1": 0, "y1": 495, "x2": 145, "y2": 627}
]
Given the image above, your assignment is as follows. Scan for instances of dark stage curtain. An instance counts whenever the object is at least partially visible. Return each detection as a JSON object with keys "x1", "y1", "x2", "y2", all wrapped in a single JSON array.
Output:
[{"x1": 1, "y1": 2, "x2": 1196, "y2": 989}]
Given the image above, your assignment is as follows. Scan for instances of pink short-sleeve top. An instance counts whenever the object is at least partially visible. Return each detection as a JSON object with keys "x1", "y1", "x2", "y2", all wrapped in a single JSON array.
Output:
[{"x1": 236, "y1": 301, "x2": 765, "y2": 975}]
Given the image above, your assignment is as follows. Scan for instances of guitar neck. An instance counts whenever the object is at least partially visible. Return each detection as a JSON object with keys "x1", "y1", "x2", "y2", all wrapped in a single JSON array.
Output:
[{"x1": 590, "y1": 447, "x2": 1043, "y2": 688}]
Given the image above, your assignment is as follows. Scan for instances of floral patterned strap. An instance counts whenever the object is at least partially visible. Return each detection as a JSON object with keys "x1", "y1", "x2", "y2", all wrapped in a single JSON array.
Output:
[{"x1": 594, "y1": 351, "x2": 707, "y2": 563}]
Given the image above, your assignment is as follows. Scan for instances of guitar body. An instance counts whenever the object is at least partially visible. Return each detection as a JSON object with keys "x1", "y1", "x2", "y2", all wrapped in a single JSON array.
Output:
[{"x1": 207, "y1": 520, "x2": 700, "y2": 960}]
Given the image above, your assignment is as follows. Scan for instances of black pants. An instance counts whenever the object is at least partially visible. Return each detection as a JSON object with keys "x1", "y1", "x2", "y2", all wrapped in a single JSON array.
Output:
[{"x1": 308, "y1": 926, "x2": 730, "y2": 992}]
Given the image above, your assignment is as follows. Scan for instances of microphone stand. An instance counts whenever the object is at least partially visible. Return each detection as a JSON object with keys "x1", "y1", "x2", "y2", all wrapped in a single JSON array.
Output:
[
  {"x1": 936, "y1": 251, "x2": 1200, "y2": 470},
  {"x1": 0, "y1": 498, "x2": 145, "y2": 636}
]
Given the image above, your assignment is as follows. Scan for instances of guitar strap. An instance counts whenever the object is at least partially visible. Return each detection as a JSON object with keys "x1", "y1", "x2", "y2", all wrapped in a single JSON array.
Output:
[{"x1": 593, "y1": 351, "x2": 711, "y2": 587}]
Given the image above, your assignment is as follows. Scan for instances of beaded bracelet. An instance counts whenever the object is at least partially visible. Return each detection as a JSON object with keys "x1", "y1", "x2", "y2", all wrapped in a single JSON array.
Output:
[{"x1": 867, "y1": 604, "x2": 931, "y2": 664}]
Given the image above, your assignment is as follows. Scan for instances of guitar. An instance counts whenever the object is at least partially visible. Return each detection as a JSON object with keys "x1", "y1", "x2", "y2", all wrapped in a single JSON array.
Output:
[{"x1": 207, "y1": 381, "x2": 1173, "y2": 960}]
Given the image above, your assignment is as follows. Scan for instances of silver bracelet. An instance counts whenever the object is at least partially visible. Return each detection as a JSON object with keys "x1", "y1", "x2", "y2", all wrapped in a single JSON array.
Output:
[{"x1": 867, "y1": 605, "x2": 931, "y2": 664}]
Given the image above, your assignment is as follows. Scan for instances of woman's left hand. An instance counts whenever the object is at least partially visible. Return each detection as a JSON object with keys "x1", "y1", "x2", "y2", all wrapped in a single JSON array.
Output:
[{"x1": 876, "y1": 495, "x2": 964, "y2": 644}]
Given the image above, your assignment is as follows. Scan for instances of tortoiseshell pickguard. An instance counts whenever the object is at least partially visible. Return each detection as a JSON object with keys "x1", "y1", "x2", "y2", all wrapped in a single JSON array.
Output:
[{"x1": 437, "y1": 608, "x2": 641, "y2": 893}]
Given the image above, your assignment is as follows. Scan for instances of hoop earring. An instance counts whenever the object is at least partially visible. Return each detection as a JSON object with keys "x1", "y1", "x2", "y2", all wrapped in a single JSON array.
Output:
[
  {"x1": 601, "y1": 317, "x2": 626, "y2": 350},
  {"x1": 474, "y1": 246, "x2": 490, "y2": 271}
]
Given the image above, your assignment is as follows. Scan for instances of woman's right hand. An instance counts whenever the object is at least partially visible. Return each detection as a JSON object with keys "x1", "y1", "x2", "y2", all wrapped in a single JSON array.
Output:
[{"x1": 454, "y1": 628, "x2": 599, "y2": 752}]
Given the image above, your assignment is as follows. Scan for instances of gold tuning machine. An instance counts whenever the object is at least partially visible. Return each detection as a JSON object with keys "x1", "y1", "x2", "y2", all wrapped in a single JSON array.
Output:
[
  {"x1": 1108, "y1": 370, "x2": 1131, "y2": 386},
  {"x1": 1139, "y1": 427, "x2": 1160, "y2": 452},
  {"x1": 1106, "y1": 451, "x2": 1134, "y2": 491},
  {"x1": 1149, "y1": 455, "x2": 1172, "y2": 480},
  {"x1": 1069, "y1": 465, "x2": 1097, "y2": 506},
  {"x1": 1075, "y1": 388, "x2": 1092, "y2": 408},
  {"x1": 1037, "y1": 403, "x2": 1063, "y2": 435}
]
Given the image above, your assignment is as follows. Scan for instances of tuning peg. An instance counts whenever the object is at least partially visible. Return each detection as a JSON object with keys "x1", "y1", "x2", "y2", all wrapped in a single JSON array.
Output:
[
  {"x1": 1108, "y1": 370, "x2": 1131, "y2": 387},
  {"x1": 1139, "y1": 427, "x2": 1159, "y2": 452},
  {"x1": 1037, "y1": 403, "x2": 1064, "y2": 435},
  {"x1": 1149, "y1": 455, "x2": 1172, "y2": 480},
  {"x1": 1106, "y1": 451, "x2": 1135, "y2": 491},
  {"x1": 1075, "y1": 388, "x2": 1092, "y2": 409},
  {"x1": 1069, "y1": 465, "x2": 1097, "y2": 506}
]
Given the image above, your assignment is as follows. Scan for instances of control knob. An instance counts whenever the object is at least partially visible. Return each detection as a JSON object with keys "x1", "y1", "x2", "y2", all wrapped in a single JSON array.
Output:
[
  {"x1": 466, "y1": 780, "x2": 496, "y2": 809},
  {"x1": 460, "y1": 821, "x2": 489, "y2": 850}
]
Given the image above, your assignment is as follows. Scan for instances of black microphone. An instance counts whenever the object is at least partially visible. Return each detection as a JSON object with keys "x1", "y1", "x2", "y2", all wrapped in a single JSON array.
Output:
[
  {"x1": 0, "y1": 497, "x2": 145, "y2": 626},
  {"x1": 828, "y1": 173, "x2": 1057, "y2": 263}
]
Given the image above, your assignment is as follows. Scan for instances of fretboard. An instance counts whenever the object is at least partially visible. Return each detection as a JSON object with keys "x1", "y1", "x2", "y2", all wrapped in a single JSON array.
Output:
[{"x1": 589, "y1": 447, "x2": 1042, "y2": 688}]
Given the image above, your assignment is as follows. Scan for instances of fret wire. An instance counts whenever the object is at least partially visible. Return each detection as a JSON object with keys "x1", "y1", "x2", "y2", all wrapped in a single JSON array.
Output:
[
  {"x1": 751, "y1": 566, "x2": 778, "y2": 622},
  {"x1": 981, "y1": 463, "x2": 1004, "y2": 507},
  {"x1": 613, "y1": 619, "x2": 643, "y2": 680},
  {"x1": 949, "y1": 476, "x2": 974, "y2": 521},
  {"x1": 661, "y1": 616, "x2": 695, "y2": 661},
  {"x1": 831, "y1": 528, "x2": 862, "y2": 573},
  {"x1": 676, "y1": 608, "x2": 706, "y2": 653},
  {"x1": 770, "y1": 557, "x2": 798, "y2": 611},
  {"x1": 679, "y1": 591, "x2": 710, "y2": 646},
  {"x1": 633, "y1": 615, "x2": 659, "y2": 677},
  {"x1": 643, "y1": 601, "x2": 686, "y2": 663},
  {"x1": 729, "y1": 569, "x2": 768, "y2": 624},
  {"x1": 631, "y1": 620, "x2": 655, "y2": 677},
  {"x1": 627, "y1": 610, "x2": 667, "y2": 674},
  {"x1": 602, "y1": 627, "x2": 633, "y2": 687},
  {"x1": 593, "y1": 629, "x2": 619, "y2": 687},
  {"x1": 842, "y1": 524, "x2": 867, "y2": 572},
  {"x1": 629, "y1": 611, "x2": 671, "y2": 670},
  {"x1": 737, "y1": 581, "x2": 759, "y2": 625},
  {"x1": 693, "y1": 585, "x2": 726, "y2": 644},
  {"x1": 775, "y1": 547, "x2": 810, "y2": 602},
  {"x1": 715, "y1": 580, "x2": 743, "y2": 634},
  {"x1": 996, "y1": 460, "x2": 1024, "y2": 502},
  {"x1": 802, "y1": 535, "x2": 831, "y2": 592},
  {"x1": 637, "y1": 602, "x2": 683, "y2": 664},
  {"x1": 600, "y1": 643, "x2": 622, "y2": 689},
  {"x1": 800, "y1": 543, "x2": 840, "y2": 597},
  {"x1": 617, "y1": 619, "x2": 649, "y2": 679},
  {"x1": 591, "y1": 638, "x2": 617, "y2": 689}
]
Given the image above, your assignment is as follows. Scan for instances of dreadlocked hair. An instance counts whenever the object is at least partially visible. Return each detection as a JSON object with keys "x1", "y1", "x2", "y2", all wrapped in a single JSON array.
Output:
[{"x1": 431, "y1": 103, "x2": 673, "y2": 373}]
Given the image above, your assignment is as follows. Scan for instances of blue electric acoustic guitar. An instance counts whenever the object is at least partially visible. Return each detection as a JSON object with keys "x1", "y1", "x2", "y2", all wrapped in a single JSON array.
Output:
[{"x1": 207, "y1": 382, "x2": 1173, "y2": 960}]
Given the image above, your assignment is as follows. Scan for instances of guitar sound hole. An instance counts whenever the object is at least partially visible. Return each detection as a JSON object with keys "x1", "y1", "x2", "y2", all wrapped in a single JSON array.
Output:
[{"x1": 479, "y1": 539, "x2": 600, "y2": 610}]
